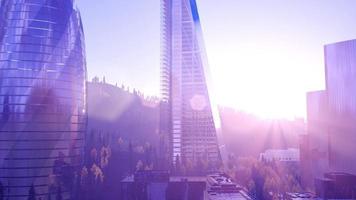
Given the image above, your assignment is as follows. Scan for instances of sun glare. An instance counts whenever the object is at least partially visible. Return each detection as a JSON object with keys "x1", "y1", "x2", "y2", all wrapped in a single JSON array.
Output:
[{"x1": 210, "y1": 42, "x2": 309, "y2": 119}]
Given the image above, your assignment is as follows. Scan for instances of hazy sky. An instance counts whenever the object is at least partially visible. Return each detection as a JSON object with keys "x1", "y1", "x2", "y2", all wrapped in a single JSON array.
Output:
[{"x1": 76, "y1": 0, "x2": 356, "y2": 118}]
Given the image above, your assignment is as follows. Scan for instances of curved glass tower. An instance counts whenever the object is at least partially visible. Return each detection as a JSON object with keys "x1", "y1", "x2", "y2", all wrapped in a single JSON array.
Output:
[{"x1": 0, "y1": 0, "x2": 86, "y2": 199}]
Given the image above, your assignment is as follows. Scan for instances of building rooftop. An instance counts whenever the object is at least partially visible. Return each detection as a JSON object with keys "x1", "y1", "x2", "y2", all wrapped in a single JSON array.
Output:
[
  {"x1": 206, "y1": 173, "x2": 252, "y2": 200},
  {"x1": 122, "y1": 172, "x2": 253, "y2": 199},
  {"x1": 170, "y1": 176, "x2": 207, "y2": 182},
  {"x1": 121, "y1": 173, "x2": 206, "y2": 183},
  {"x1": 208, "y1": 193, "x2": 250, "y2": 200}
]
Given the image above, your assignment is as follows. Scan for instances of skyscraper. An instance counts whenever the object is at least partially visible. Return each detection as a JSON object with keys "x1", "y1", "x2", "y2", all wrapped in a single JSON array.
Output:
[
  {"x1": 301, "y1": 91, "x2": 329, "y2": 187},
  {"x1": 302, "y1": 39, "x2": 356, "y2": 192},
  {"x1": 160, "y1": 0, "x2": 220, "y2": 166},
  {"x1": 324, "y1": 39, "x2": 356, "y2": 174},
  {"x1": 0, "y1": 0, "x2": 86, "y2": 199}
]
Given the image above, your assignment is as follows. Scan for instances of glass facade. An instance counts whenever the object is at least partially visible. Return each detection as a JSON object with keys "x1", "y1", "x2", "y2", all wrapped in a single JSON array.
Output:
[
  {"x1": 161, "y1": 0, "x2": 220, "y2": 164},
  {"x1": 325, "y1": 39, "x2": 356, "y2": 174},
  {"x1": 0, "y1": 0, "x2": 86, "y2": 199},
  {"x1": 325, "y1": 39, "x2": 356, "y2": 117},
  {"x1": 302, "y1": 91, "x2": 329, "y2": 187}
]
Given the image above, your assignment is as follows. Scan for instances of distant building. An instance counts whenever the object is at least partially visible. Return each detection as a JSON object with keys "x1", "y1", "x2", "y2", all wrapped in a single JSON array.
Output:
[
  {"x1": 303, "y1": 39, "x2": 356, "y2": 194},
  {"x1": 301, "y1": 91, "x2": 329, "y2": 188},
  {"x1": 160, "y1": 0, "x2": 221, "y2": 168},
  {"x1": 0, "y1": 0, "x2": 86, "y2": 199},
  {"x1": 121, "y1": 170, "x2": 206, "y2": 200},
  {"x1": 259, "y1": 148, "x2": 300, "y2": 162},
  {"x1": 324, "y1": 39, "x2": 356, "y2": 174},
  {"x1": 315, "y1": 172, "x2": 356, "y2": 199}
]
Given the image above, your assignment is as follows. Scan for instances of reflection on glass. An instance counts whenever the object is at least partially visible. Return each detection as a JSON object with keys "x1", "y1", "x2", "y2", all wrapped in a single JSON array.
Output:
[{"x1": 0, "y1": 0, "x2": 86, "y2": 199}]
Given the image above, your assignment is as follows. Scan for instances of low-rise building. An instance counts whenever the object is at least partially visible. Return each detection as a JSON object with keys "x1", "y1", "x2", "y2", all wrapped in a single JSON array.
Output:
[
  {"x1": 260, "y1": 148, "x2": 300, "y2": 162},
  {"x1": 315, "y1": 172, "x2": 356, "y2": 199},
  {"x1": 121, "y1": 170, "x2": 206, "y2": 200},
  {"x1": 206, "y1": 173, "x2": 252, "y2": 200}
]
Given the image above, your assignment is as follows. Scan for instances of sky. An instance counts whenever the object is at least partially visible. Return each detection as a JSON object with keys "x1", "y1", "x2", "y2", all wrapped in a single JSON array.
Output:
[{"x1": 76, "y1": 0, "x2": 356, "y2": 119}]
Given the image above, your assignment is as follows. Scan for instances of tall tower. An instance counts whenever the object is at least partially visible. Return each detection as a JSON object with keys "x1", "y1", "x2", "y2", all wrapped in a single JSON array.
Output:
[
  {"x1": 161, "y1": 0, "x2": 220, "y2": 167},
  {"x1": 0, "y1": 0, "x2": 86, "y2": 199},
  {"x1": 325, "y1": 39, "x2": 356, "y2": 174}
]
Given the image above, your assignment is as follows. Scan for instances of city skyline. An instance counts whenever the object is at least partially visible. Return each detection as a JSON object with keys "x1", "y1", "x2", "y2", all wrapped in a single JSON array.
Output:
[
  {"x1": 76, "y1": 0, "x2": 356, "y2": 119},
  {"x1": 0, "y1": 1, "x2": 355, "y2": 199},
  {"x1": 301, "y1": 39, "x2": 356, "y2": 195}
]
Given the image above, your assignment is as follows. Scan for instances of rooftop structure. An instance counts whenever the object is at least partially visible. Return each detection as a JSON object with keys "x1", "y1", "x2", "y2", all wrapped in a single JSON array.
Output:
[
  {"x1": 121, "y1": 170, "x2": 206, "y2": 200},
  {"x1": 260, "y1": 148, "x2": 300, "y2": 162},
  {"x1": 206, "y1": 173, "x2": 252, "y2": 200}
]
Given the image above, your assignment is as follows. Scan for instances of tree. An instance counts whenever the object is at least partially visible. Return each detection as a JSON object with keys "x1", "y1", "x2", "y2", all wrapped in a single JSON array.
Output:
[
  {"x1": 100, "y1": 146, "x2": 111, "y2": 168},
  {"x1": 117, "y1": 137, "x2": 124, "y2": 151},
  {"x1": 252, "y1": 166, "x2": 265, "y2": 200},
  {"x1": 90, "y1": 148, "x2": 98, "y2": 164},
  {"x1": 90, "y1": 164, "x2": 104, "y2": 183},
  {"x1": 28, "y1": 185, "x2": 36, "y2": 200},
  {"x1": 136, "y1": 160, "x2": 144, "y2": 171},
  {"x1": 85, "y1": 130, "x2": 96, "y2": 165},
  {"x1": 129, "y1": 141, "x2": 133, "y2": 174},
  {"x1": 80, "y1": 166, "x2": 89, "y2": 200}
]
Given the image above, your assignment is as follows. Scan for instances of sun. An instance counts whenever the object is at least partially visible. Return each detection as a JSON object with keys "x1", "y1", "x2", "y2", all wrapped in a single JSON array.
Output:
[{"x1": 209, "y1": 42, "x2": 308, "y2": 120}]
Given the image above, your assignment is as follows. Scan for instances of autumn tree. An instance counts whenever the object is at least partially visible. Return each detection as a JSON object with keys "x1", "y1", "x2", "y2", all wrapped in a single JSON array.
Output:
[{"x1": 129, "y1": 141, "x2": 133, "y2": 174}]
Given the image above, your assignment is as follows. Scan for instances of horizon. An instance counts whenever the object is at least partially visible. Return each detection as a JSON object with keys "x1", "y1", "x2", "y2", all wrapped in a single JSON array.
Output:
[
  {"x1": 87, "y1": 79, "x2": 307, "y2": 121},
  {"x1": 76, "y1": 0, "x2": 356, "y2": 119}
]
